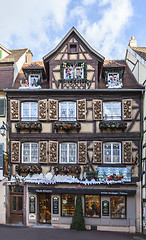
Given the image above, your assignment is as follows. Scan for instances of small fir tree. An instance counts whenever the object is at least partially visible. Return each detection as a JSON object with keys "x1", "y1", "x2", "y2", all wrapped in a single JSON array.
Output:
[{"x1": 70, "y1": 195, "x2": 86, "y2": 231}]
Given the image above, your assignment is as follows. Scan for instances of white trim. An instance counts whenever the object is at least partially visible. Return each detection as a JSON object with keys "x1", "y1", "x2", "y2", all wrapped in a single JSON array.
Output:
[
  {"x1": 59, "y1": 102, "x2": 76, "y2": 121},
  {"x1": 22, "y1": 143, "x2": 38, "y2": 163},
  {"x1": 59, "y1": 143, "x2": 77, "y2": 164},
  {"x1": 103, "y1": 102, "x2": 121, "y2": 120},
  {"x1": 103, "y1": 142, "x2": 121, "y2": 163},
  {"x1": 21, "y1": 102, "x2": 38, "y2": 121}
]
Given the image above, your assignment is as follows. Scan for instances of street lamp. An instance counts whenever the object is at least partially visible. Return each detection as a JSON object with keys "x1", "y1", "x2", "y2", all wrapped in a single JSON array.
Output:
[{"x1": 0, "y1": 124, "x2": 6, "y2": 137}]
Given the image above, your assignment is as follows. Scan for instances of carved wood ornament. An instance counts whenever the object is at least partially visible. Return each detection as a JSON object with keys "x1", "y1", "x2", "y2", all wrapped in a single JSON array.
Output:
[
  {"x1": 93, "y1": 100, "x2": 102, "y2": 120},
  {"x1": 78, "y1": 141, "x2": 87, "y2": 164},
  {"x1": 49, "y1": 100, "x2": 58, "y2": 120},
  {"x1": 122, "y1": 141, "x2": 132, "y2": 163},
  {"x1": 122, "y1": 99, "x2": 132, "y2": 120},
  {"x1": 38, "y1": 99, "x2": 48, "y2": 120},
  {"x1": 93, "y1": 141, "x2": 102, "y2": 163},
  {"x1": 49, "y1": 141, "x2": 58, "y2": 163},
  {"x1": 39, "y1": 141, "x2": 48, "y2": 164},
  {"x1": 10, "y1": 100, "x2": 20, "y2": 121},
  {"x1": 77, "y1": 99, "x2": 86, "y2": 120},
  {"x1": 11, "y1": 141, "x2": 20, "y2": 163}
]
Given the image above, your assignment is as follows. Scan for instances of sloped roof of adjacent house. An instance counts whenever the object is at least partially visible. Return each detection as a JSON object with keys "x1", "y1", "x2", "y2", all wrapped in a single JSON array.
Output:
[
  {"x1": 0, "y1": 48, "x2": 28, "y2": 63},
  {"x1": 0, "y1": 66, "x2": 14, "y2": 89},
  {"x1": 22, "y1": 61, "x2": 44, "y2": 70},
  {"x1": 131, "y1": 47, "x2": 146, "y2": 61}
]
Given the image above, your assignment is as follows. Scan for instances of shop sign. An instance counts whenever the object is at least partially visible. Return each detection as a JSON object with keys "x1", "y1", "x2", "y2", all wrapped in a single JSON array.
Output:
[
  {"x1": 102, "y1": 200, "x2": 109, "y2": 216},
  {"x1": 29, "y1": 214, "x2": 36, "y2": 220},
  {"x1": 53, "y1": 196, "x2": 59, "y2": 214},
  {"x1": 36, "y1": 189, "x2": 52, "y2": 193},
  {"x1": 29, "y1": 196, "x2": 35, "y2": 213},
  {"x1": 3, "y1": 154, "x2": 8, "y2": 178}
]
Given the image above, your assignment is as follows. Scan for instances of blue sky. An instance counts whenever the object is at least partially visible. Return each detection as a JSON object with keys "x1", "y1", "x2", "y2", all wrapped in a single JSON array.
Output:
[{"x1": 1, "y1": 0, "x2": 146, "y2": 61}]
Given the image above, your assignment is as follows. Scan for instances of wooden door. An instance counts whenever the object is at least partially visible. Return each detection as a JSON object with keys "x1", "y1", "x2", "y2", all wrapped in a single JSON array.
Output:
[
  {"x1": 38, "y1": 194, "x2": 51, "y2": 224},
  {"x1": 10, "y1": 194, "x2": 23, "y2": 223}
]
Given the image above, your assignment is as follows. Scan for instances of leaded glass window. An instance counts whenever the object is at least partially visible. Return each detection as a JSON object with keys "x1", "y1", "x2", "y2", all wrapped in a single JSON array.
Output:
[
  {"x1": 60, "y1": 143, "x2": 77, "y2": 164},
  {"x1": 64, "y1": 65, "x2": 84, "y2": 79},
  {"x1": 64, "y1": 67, "x2": 73, "y2": 79},
  {"x1": 59, "y1": 102, "x2": 76, "y2": 121},
  {"x1": 22, "y1": 143, "x2": 38, "y2": 163},
  {"x1": 110, "y1": 196, "x2": 126, "y2": 219},
  {"x1": 103, "y1": 102, "x2": 121, "y2": 120},
  {"x1": 103, "y1": 143, "x2": 121, "y2": 163},
  {"x1": 21, "y1": 102, "x2": 38, "y2": 121}
]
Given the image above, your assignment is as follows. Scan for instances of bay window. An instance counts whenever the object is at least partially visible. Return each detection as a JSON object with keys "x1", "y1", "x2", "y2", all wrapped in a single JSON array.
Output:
[
  {"x1": 21, "y1": 102, "x2": 38, "y2": 121},
  {"x1": 59, "y1": 102, "x2": 76, "y2": 121},
  {"x1": 22, "y1": 143, "x2": 38, "y2": 163},
  {"x1": 103, "y1": 102, "x2": 121, "y2": 120},
  {"x1": 59, "y1": 143, "x2": 77, "y2": 164},
  {"x1": 103, "y1": 142, "x2": 121, "y2": 163}
]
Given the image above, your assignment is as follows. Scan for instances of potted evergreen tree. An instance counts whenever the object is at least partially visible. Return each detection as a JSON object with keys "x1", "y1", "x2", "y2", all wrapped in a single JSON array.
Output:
[{"x1": 70, "y1": 195, "x2": 86, "y2": 231}]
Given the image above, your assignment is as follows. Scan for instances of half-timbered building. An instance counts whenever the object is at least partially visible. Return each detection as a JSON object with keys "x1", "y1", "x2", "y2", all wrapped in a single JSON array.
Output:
[{"x1": 5, "y1": 27, "x2": 144, "y2": 232}]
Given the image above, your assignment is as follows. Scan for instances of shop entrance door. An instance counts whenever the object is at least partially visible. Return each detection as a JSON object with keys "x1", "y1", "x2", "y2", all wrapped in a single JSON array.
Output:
[
  {"x1": 39, "y1": 193, "x2": 51, "y2": 224},
  {"x1": 10, "y1": 194, "x2": 23, "y2": 223}
]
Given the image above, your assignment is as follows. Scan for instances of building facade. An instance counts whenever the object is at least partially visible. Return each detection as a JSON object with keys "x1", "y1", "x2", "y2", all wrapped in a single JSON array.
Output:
[
  {"x1": 125, "y1": 37, "x2": 146, "y2": 233},
  {"x1": 5, "y1": 28, "x2": 144, "y2": 232}
]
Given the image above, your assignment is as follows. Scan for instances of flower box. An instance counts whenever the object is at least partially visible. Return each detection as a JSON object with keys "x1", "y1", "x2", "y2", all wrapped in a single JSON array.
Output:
[
  {"x1": 15, "y1": 121, "x2": 42, "y2": 132},
  {"x1": 54, "y1": 121, "x2": 81, "y2": 132},
  {"x1": 99, "y1": 120, "x2": 127, "y2": 130},
  {"x1": 54, "y1": 165, "x2": 81, "y2": 176},
  {"x1": 15, "y1": 165, "x2": 42, "y2": 176}
]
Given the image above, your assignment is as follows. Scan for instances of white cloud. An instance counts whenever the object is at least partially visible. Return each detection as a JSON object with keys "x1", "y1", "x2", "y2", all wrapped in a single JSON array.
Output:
[{"x1": 82, "y1": 0, "x2": 96, "y2": 5}]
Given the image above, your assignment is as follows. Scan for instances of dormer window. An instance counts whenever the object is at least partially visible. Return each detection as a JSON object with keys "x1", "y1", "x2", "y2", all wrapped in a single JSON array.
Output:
[
  {"x1": 107, "y1": 73, "x2": 122, "y2": 88},
  {"x1": 29, "y1": 74, "x2": 40, "y2": 87},
  {"x1": 63, "y1": 62, "x2": 85, "y2": 80}
]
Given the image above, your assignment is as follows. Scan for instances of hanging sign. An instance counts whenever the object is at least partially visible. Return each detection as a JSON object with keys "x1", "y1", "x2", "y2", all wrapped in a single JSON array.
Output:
[
  {"x1": 3, "y1": 154, "x2": 8, "y2": 178},
  {"x1": 102, "y1": 200, "x2": 109, "y2": 216},
  {"x1": 53, "y1": 196, "x2": 59, "y2": 214}
]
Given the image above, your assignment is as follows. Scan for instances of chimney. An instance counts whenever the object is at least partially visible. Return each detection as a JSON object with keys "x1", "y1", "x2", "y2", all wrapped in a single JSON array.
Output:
[
  {"x1": 129, "y1": 36, "x2": 137, "y2": 48},
  {"x1": 26, "y1": 49, "x2": 33, "y2": 64}
]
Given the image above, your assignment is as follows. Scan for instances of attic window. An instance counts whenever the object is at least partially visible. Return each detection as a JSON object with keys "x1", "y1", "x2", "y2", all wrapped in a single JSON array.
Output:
[
  {"x1": 69, "y1": 43, "x2": 78, "y2": 53},
  {"x1": 105, "y1": 70, "x2": 123, "y2": 89}
]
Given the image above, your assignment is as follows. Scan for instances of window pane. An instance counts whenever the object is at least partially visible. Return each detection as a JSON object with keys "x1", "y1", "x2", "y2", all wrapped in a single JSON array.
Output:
[
  {"x1": 30, "y1": 75, "x2": 39, "y2": 86},
  {"x1": 18, "y1": 197, "x2": 23, "y2": 211},
  {"x1": 61, "y1": 194, "x2": 75, "y2": 216},
  {"x1": 69, "y1": 143, "x2": 76, "y2": 163},
  {"x1": 68, "y1": 102, "x2": 76, "y2": 121},
  {"x1": 23, "y1": 143, "x2": 30, "y2": 163},
  {"x1": 104, "y1": 144, "x2": 111, "y2": 163},
  {"x1": 64, "y1": 67, "x2": 73, "y2": 79},
  {"x1": 103, "y1": 103, "x2": 111, "y2": 120},
  {"x1": 60, "y1": 143, "x2": 67, "y2": 163},
  {"x1": 12, "y1": 196, "x2": 16, "y2": 211},
  {"x1": 59, "y1": 102, "x2": 67, "y2": 121},
  {"x1": 75, "y1": 67, "x2": 84, "y2": 79},
  {"x1": 31, "y1": 143, "x2": 38, "y2": 163},
  {"x1": 110, "y1": 196, "x2": 126, "y2": 219},
  {"x1": 113, "y1": 143, "x2": 120, "y2": 163},
  {"x1": 112, "y1": 102, "x2": 121, "y2": 120},
  {"x1": 31, "y1": 103, "x2": 38, "y2": 121},
  {"x1": 85, "y1": 195, "x2": 101, "y2": 218},
  {"x1": 22, "y1": 103, "x2": 29, "y2": 121}
]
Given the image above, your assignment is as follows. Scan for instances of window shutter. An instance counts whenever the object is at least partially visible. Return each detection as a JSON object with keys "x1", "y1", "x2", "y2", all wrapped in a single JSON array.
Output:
[
  {"x1": 77, "y1": 99, "x2": 86, "y2": 120},
  {"x1": 0, "y1": 143, "x2": 4, "y2": 168},
  {"x1": 0, "y1": 98, "x2": 5, "y2": 116},
  {"x1": 11, "y1": 141, "x2": 20, "y2": 163},
  {"x1": 93, "y1": 141, "x2": 102, "y2": 163},
  {"x1": 122, "y1": 99, "x2": 132, "y2": 120},
  {"x1": 49, "y1": 141, "x2": 58, "y2": 164},
  {"x1": 122, "y1": 141, "x2": 132, "y2": 164},
  {"x1": 48, "y1": 99, "x2": 58, "y2": 120},
  {"x1": 10, "y1": 100, "x2": 20, "y2": 121},
  {"x1": 78, "y1": 141, "x2": 87, "y2": 164},
  {"x1": 38, "y1": 99, "x2": 48, "y2": 121},
  {"x1": 39, "y1": 141, "x2": 48, "y2": 164},
  {"x1": 93, "y1": 100, "x2": 102, "y2": 120}
]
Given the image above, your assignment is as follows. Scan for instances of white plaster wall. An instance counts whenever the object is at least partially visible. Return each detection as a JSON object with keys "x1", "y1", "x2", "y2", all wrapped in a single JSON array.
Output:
[
  {"x1": 0, "y1": 49, "x2": 9, "y2": 60},
  {"x1": 0, "y1": 178, "x2": 7, "y2": 224},
  {"x1": 13, "y1": 52, "x2": 27, "y2": 84}
]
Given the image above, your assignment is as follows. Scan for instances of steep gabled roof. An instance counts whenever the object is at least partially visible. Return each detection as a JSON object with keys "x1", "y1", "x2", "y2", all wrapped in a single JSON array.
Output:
[
  {"x1": 23, "y1": 61, "x2": 44, "y2": 70},
  {"x1": 0, "y1": 44, "x2": 11, "y2": 54},
  {"x1": 0, "y1": 48, "x2": 28, "y2": 63},
  {"x1": 43, "y1": 27, "x2": 105, "y2": 62},
  {"x1": 131, "y1": 47, "x2": 146, "y2": 61}
]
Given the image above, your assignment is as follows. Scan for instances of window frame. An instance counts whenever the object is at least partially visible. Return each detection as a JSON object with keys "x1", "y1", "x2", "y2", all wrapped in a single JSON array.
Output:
[
  {"x1": 110, "y1": 196, "x2": 126, "y2": 219},
  {"x1": 59, "y1": 101, "x2": 76, "y2": 121},
  {"x1": 29, "y1": 74, "x2": 40, "y2": 87},
  {"x1": 85, "y1": 195, "x2": 101, "y2": 218},
  {"x1": 22, "y1": 142, "x2": 39, "y2": 163},
  {"x1": 68, "y1": 43, "x2": 78, "y2": 53},
  {"x1": 59, "y1": 142, "x2": 77, "y2": 164},
  {"x1": 103, "y1": 102, "x2": 121, "y2": 120},
  {"x1": 61, "y1": 194, "x2": 75, "y2": 216},
  {"x1": 103, "y1": 142, "x2": 121, "y2": 164},
  {"x1": 0, "y1": 98, "x2": 5, "y2": 117},
  {"x1": 21, "y1": 102, "x2": 38, "y2": 121},
  {"x1": 107, "y1": 72, "x2": 121, "y2": 88},
  {"x1": 64, "y1": 65, "x2": 84, "y2": 80}
]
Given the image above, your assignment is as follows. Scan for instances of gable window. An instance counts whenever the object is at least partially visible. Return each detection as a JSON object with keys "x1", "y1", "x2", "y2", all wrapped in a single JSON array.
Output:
[
  {"x1": 0, "y1": 98, "x2": 5, "y2": 116},
  {"x1": 68, "y1": 43, "x2": 78, "y2": 53},
  {"x1": 22, "y1": 143, "x2": 38, "y2": 163},
  {"x1": 29, "y1": 74, "x2": 40, "y2": 87},
  {"x1": 103, "y1": 142, "x2": 121, "y2": 163},
  {"x1": 103, "y1": 102, "x2": 121, "y2": 120},
  {"x1": 21, "y1": 102, "x2": 38, "y2": 121},
  {"x1": 107, "y1": 73, "x2": 122, "y2": 88},
  {"x1": 59, "y1": 102, "x2": 76, "y2": 121},
  {"x1": 59, "y1": 143, "x2": 77, "y2": 163},
  {"x1": 63, "y1": 63, "x2": 84, "y2": 80}
]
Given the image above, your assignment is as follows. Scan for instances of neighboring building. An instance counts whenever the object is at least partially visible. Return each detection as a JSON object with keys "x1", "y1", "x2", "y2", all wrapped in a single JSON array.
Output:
[
  {"x1": 0, "y1": 45, "x2": 31, "y2": 224},
  {"x1": 5, "y1": 28, "x2": 144, "y2": 232},
  {"x1": 125, "y1": 37, "x2": 146, "y2": 233}
]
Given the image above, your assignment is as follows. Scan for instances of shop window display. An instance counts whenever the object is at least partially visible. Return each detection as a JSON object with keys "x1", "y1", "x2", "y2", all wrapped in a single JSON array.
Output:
[
  {"x1": 85, "y1": 195, "x2": 101, "y2": 218},
  {"x1": 61, "y1": 194, "x2": 75, "y2": 216},
  {"x1": 110, "y1": 196, "x2": 126, "y2": 219}
]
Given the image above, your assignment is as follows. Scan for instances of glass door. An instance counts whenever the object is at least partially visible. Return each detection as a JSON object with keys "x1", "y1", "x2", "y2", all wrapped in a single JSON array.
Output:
[
  {"x1": 10, "y1": 194, "x2": 23, "y2": 223},
  {"x1": 38, "y1": 194, "x2": 51, "y2": 224}
]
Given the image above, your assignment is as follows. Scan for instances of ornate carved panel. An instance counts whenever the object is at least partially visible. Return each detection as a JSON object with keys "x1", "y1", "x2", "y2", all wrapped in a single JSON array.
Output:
[
  {"x1": 78, "y1": 141, "x2": 87, "y2": 164},
  {"x1": 49, "y1": 141, "x2": 58, "y2": 163},
  {"x1": 93, "y1": 141, "x2": 102, "y2": 163},
  {"x1": 77, "y1": 99, "x2": 86, "y2": 120},
  {"x1": 10, "y1": 100, "x2": 20, "y2": 121},
  {"x1": 122, "y1": 141, "x2": 132, "y2": 163},
  {"x1": 11, "y1": 141, "x2": 20, "y2": 163},
  {"x1": 38, "y1": 99, "x2": 48, "y2": 121},
  {"x1": 122, "y1": 99, "x2": 132, "y2": 120},
  {"x1": 93, "y1": 100, "x2": 102, "y2": 120},
  {"x1": 48, "y1": 99, "x2": 58, "y2": 120},
  {"x1": 39, "y1": 141, "x2": 48, "y2": 164}
]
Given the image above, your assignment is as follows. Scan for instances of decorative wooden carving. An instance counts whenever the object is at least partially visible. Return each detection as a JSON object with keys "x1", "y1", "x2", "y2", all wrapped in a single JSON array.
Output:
[
  {"x1": 48, "y1": 99, "x2": 58, "y2": 120},
  {"x1": 122, "y1": 141, "x2": 132, "y2": 163},
  {"x1": 39, "y1": 141, "x2": 48, "y2": 164},
  {"x1": 122, "y1": 99, "x2": 132, "y2": 120},
  {"x1": 49, "y1": 141, "x2": 58, "y2": 163},
  {"x1": 38, "y1": 99, "x2": 47, "y2": 121},
  {"x1": 11, "y1": 141, "x2": 20, "y2": 163},
  {"x1": 93, "y1": 100, "x2": 102, "y2": 120},
  {"x1": 78, "y1": 141, "x2": 87, "y2": 164},
  {"x1": 10, "y1": 100, "x2": 20, "y2": 121},
  {"x1": 77, "y1": 99, "x2": 86, "y2": 120},
  {"x1": 93, "y1": 141, "x2": 102, "y2": 163}
]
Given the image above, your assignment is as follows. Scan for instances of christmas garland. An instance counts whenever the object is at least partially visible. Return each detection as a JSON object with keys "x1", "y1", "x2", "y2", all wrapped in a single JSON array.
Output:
[
  {"x1": 15, "y1": 121, "x2": 42, "y2": 132},
  {"x1": 15, "y1": 165, "x2": 42, "y2": 176},
  {"x1": 99, "y1": 120, "x2": 127, "y2": 129},
  {"x1": 54, "y1": 165, "x2": 81, "y2": 175},
  {"x1": 54, "y1": 121, "x2": 81, "y2": 132}
]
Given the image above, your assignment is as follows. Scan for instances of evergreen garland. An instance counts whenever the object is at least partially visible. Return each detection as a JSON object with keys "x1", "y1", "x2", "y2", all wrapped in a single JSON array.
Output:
[{"x1": 70, "y1": 195, "x2": 86, "y2": 231}]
